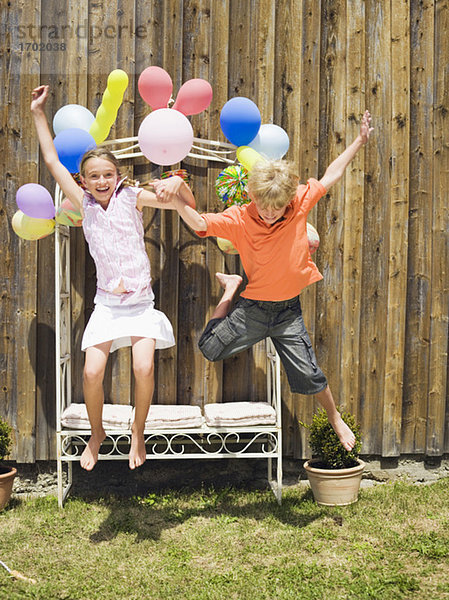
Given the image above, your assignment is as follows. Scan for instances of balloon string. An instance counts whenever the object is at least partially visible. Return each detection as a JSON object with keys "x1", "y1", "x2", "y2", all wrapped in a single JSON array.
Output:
[{"x1": 102, "y1": 135, "x2": 236, "y2": 150}]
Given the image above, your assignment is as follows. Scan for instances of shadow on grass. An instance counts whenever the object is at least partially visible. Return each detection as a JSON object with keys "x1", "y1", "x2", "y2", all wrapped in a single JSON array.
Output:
[{"x1": 86, "y1": 485, "x2": 324, "y2": 544}]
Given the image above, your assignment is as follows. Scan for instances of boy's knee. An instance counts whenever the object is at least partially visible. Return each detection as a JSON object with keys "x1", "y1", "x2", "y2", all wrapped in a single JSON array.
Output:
[{"x1": 198, "y1": 319, "x2": 227, "y2": 362}]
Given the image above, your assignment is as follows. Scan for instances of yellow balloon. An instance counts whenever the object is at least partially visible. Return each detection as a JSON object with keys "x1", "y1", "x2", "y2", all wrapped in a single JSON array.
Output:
[
  {"x1": 107, "y1": 69, "x2": 129, "y2": 95},
  {"x1": 217, "y1": 237, "x2": 238, "y2": 255},
  {"x1": 12, "y1": 210, "x2": 55, "y2": 240},
  {"x1": 89, "y1": 121, "x2": 110, "y2": 144},
  {"x1": 236, "y1": 146, "x2": 267, "y2": 173},
  {"x1": 89, "y1": 70, "x2": 128, "y2": 143},
  {"x1": 101, "y1": 89, "x2": 116, "y2": 112}
]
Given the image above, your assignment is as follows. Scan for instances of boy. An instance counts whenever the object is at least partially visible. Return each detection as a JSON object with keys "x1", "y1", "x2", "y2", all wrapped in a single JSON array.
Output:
[{"x1": 156, "y1": 111, "x2": 373, "y2": 450}]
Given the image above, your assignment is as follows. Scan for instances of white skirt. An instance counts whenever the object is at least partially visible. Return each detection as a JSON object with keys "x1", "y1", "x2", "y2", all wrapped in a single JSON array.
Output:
[{"x1": 81, "y1": 300, "x2": 175, "y2": 353}]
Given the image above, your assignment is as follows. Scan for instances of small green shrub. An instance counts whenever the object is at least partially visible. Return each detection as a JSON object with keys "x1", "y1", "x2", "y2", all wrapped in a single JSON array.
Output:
[
  {"x1": 0, "y1": 416, "x2": 12, "y2": 462},
  {"x1": 300, "y1": 408, "x2": 362, "y2": 469}
]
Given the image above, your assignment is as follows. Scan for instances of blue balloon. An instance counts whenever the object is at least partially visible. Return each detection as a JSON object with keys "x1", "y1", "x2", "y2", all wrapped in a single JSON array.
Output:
[
  {"x1": 220, "y1": 97, "x2": 261, "y2": 146},
  {"x1": 54, "y1": 128, "x2": 96, "y2": 173}
]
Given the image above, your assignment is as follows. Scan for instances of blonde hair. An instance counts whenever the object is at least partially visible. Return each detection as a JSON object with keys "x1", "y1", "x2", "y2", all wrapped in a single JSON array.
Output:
[{"x1": 247, "y1": 160, "x2": 299, "y2": 209}]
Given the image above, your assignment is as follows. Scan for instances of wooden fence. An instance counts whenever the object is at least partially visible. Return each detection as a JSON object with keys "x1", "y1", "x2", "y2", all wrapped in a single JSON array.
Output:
[{"x1": 1, "y1": 0, "x2": 448, "y2": 462}]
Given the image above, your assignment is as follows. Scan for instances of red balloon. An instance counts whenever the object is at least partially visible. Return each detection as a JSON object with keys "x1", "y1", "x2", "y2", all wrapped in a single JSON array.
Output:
[
  {"x1": 172, "y1": 78, "x2": 213, "y2": 116},
  {"x1": 138, "y1": 66, "x2": 173, "y2": 109}
]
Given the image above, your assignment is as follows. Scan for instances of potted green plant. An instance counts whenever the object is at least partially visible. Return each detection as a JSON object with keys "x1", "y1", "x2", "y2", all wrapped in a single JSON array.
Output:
[
  {"x1": 300, "y1": 408, "x2": 365, "y2": 506},
  {"x1": 0, "y1": 416, "x2": 17, "y2": 510}
]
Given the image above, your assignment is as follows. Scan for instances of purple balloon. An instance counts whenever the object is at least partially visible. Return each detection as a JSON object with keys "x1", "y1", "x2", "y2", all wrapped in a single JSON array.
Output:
[{"x1": 16, "y1": 183, "x2": 55, "y2": 219}]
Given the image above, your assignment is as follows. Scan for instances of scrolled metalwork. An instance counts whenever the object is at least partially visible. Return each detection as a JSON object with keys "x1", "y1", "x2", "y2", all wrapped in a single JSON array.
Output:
[{"x1": 59, "y1": 429, "x2": 279, "y2": 459}]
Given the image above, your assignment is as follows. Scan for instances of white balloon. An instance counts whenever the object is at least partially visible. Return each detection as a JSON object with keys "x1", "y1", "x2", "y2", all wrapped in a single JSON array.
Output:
[
  {"x1": 53, "y1": 104, "x2": 95, "y2": 135},
  {"x1": 248, "y1": 123, "x2": 290, "y2": 160}
]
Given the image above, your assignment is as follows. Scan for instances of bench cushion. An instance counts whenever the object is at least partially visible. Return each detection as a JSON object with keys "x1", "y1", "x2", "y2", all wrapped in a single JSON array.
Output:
[
  {"x1": 204, "y1": 402, "x2": 276, "y2": 427},
  {"x1": 144, "y1": 404, "x2": 203, "y2": 429},
  {"x1": 61, "y1": 403, "x2": 133, "y2": 430}
]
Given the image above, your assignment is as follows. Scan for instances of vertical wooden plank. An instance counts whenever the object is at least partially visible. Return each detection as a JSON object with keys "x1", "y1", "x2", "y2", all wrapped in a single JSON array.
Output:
[
  {"x1": 315, "y1": 0, "x2": 346, "y2": 410},
  {"x1": 381, "y1": 1, "x2": 410, "y2": 457},
  {"x1": 202, "y1": 0, "x2": 230, "y2": 406},
  {"x1": 221, "y1": 0, "x2": 255, "y2": 403},
  {"x1": 247, "y1": 0, "x2": 276, "y2": 403},
  {"x1": 35, "y1": 1, "x2": 91, "y2": 459},
  {"x1": 402, "y1": 0, "x2": 434, "y2": 453},
  {"x1": 85, "y1": 0, "x2": 138, "y2": 406},
  {"x1": 427, "y1": 0, "x2": 449, "y2": 455},
  {"x1": 340, "y1": 0, "x2": 365, "y2": 423},
  {"x1": 157, "y1": 1, "x2": 184, "y2": 406},
  {"x1": 358, "y1": 0, "x2": 390, "y2": 455},
  {"x1": 0, "y1": 1, "x2": 40, "y2": 461},
  {"x1": 176, "y1": 0, "x2": 211, "y2": 407},
  {"x1": 132, "y1": 1, "x2": 170, "y2": 405},
  {"x1": 276, "y1": 0, "x2": 320, "y2": 458}
]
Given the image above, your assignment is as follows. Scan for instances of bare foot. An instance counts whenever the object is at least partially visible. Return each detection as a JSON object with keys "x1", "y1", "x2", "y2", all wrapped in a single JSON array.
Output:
[
  {"x1": 215, "y1": 272, "x2": 242, "y2": 294},
  {"x1": 80, "y1": 430, "x2": 106, "y2": 471},
  {"x1": 328, "y1": 414, "x2": 356, "y2": 452},
  {"x1": 129, "y1": 429, "x2": 146, "y2": 470}
]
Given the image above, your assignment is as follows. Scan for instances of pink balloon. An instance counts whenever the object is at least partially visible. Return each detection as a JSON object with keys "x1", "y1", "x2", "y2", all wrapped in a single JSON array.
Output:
[
  {"x1": 172, "y1": 78, "x2": 213, "y2": 115},
  {"x1": 138, "y1": 66, "x2": 173, "y2": 109},
  {"x1": 138, "y1": 108, "x2": 194, "y2": 165}
]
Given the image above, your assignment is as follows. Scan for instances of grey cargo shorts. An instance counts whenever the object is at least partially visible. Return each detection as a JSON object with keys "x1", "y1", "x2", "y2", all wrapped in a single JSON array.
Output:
[{"x1": 198, "y1": 296, "x2": 328, "y2": 395}]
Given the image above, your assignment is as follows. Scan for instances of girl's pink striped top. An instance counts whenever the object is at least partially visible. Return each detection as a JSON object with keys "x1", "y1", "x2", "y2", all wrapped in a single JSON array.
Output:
[{"x1": 82, "y1": 181, "x2": 153, "y2": 305}]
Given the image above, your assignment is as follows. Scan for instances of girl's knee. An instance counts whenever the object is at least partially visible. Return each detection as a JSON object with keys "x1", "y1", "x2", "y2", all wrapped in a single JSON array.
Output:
[
  {"x1": 83, "y1": 364, "x2": 105, "y2": 385},
  {"x1": 133, "y1": 361, "x2": 154, "y2": 380}
]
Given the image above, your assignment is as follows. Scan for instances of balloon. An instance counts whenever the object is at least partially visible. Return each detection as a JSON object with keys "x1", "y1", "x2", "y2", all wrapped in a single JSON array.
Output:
[
  {"x1": 172, "y1": 78, "x2": 213, "y2": 116},
  {"x1": 55, "y1": 198, "x2": 82, "y2": 227},
  {"x1": 220, "y1": 97, "x2": 261, "y2": 146},
  {"x1": 307, "y1": 223, "x2": 320, "y2": 254},
  {"x1": 54, "y1": 128, "x2": 96, "y2": 173},
  {"x1": 138, "y1": 66, "x2": 173, "y2": 109},
  {"x1": 107, "y1": 69, "x2": 129, "y2": 95},
  {"x1": 89, "y1": 69, "x2": 129, "y2": 144},
  {"x1": 16, "y1": 183, "x2": 55, "y2": 219},
  {"x1": 11, "y1": 210, "x2": 55, "y2": 240},
  {"x1": 217, "y1": 237, "x2": 238, "y2": 255},
  {"x1": 236, "y1": 146, "x2": 267, "y2": 172},
  {"x1": 54, "y1": 210, "x2": 73, "y2": 227},
  {"x1": 52, "y1": 104, "x2": 95, "y2": 136},
  {"x1": 138, "y1": 108, "x2": 194, "y2": 166},
  {"x1": 248, "y1": 123, "x2": 290, "y2": 159}
]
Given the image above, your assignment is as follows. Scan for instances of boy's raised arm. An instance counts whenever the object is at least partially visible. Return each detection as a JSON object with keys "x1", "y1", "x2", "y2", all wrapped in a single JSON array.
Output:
[{"x1": 319, "y1": 110, "x2": 373, "y2": 191}]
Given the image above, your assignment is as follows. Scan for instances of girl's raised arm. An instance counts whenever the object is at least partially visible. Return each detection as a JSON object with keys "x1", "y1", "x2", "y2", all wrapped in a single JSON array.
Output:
[{"x1": 31, "y1": 86, "x2": 84, "y2": 211}]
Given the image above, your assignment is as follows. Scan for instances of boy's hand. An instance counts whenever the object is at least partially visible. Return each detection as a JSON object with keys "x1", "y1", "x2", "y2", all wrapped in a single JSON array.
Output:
[
  {"x1": 153, "y1": 175, "x2": 183, "y2": 204},
  {"x1": 31, "y1": 85, "x2": 50, "y2": 112},
  {"x1": 360, "y1": 110, "x2": 374, "y2": 145}
]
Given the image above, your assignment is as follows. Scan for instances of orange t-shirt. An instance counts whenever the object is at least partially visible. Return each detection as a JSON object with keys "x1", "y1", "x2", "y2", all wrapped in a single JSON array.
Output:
[{"x1": 196, "y1": 178, "x2": 327, "y2": 301}]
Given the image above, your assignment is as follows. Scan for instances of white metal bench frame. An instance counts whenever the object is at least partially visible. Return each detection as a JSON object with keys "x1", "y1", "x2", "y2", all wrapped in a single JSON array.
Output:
[{"x1": 55, "y1": 141, "x2": 283, "y2": 508}]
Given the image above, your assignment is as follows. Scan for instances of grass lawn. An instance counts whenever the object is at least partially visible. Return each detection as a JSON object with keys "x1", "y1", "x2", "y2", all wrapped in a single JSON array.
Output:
[{"x1": 1, "y1": 479, "x2": 449, "y2": 599}]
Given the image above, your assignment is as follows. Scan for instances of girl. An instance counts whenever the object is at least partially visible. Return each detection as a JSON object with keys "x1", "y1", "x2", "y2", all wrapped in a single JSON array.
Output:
[{"x1": 31, "y1": 85, "x2": 195, "y2": 471}]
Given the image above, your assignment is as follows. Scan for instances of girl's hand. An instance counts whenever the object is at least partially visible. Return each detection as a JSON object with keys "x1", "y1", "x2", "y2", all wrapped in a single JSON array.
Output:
[
  {"x1": 153, "y1": 176, "x2": 183, "y2": 203},
  {"x1": 31, "y1": 85, "x2": 50, "y2": 112},
  {"x1": 360, "y1": 110, "x2": 374, "y2": 145}
]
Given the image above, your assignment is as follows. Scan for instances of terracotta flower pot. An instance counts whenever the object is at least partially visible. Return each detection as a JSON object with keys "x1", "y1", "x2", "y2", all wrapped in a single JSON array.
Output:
[
  {"x1": 304, "y1": 458, "x2": 365, "y2": 506},
  {"x1": 0, "y1": 466, "x2": 17, "y2": 511}
]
